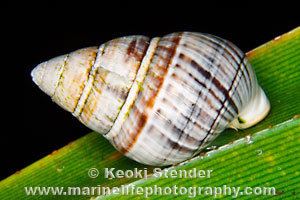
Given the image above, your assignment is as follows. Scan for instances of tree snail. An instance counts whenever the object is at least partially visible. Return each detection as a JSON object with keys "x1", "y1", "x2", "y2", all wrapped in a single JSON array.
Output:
[{"x1": 31, "y1": 32, "x2": 270, "y2": 166}]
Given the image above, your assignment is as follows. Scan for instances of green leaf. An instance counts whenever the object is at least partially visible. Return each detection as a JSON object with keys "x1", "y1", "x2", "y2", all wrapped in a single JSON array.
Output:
[
  {"x1": 1, "y1": 27, "x2": 299, "y2": 200},
  {"x1": 101, "y1": 118, "x2": 300, "y2": 199}
]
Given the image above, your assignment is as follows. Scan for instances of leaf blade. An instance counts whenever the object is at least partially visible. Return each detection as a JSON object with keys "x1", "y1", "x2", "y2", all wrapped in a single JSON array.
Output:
[{"x1": 1, "y1": 27, "x2": 299, "y2": 200}]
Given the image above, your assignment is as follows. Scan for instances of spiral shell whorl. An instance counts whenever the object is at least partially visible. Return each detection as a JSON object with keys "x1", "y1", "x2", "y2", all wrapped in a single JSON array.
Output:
[
  {"x1": 32, "y1": 32, "x2": 270, "y2": 166},
  {"x1": 75, "y1": 36, "x2": 149, "y2": 134},
  {"x1": 108, "y1": 32, "x2": 265, "y2": 165},
  {"x1": 32, "y1": 47, "x2": 98, "y2": 112}
]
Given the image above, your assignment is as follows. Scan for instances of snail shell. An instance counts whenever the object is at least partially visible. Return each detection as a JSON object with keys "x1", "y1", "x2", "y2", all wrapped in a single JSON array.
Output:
[{"x1": 31, "y1": 32, "x2": 270, "y2": 166}]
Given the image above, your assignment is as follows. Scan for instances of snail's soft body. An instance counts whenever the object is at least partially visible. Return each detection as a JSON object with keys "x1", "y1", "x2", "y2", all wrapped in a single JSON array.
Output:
[{"x1": 31, "y1": 32, "x2": 270, "y2": 166}]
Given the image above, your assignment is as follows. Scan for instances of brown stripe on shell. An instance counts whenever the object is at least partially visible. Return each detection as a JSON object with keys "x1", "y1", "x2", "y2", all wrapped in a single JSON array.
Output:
[
  {"x1": 212, "y1": 38, "x2": 251, "y2": 105},
  {"x1": 165, "y1": 138, "x2": 193, "y2": 158},
  {"x1": 178, "y1": 52, "x2": 238, "y2": 116},
  {"x1": 73, "y1": 46, "x2": 104, "y2": 118},
  {"x1": 161, "y1": 34, "x2": 235, "y2": 158},
  {"x1": 170, "y1": 71, "x2": 231, "y2": 123},
  {"x1": 203, "y1": 33, "x2": 251, "y2": 83},
  {"x1": 174, "y1": 64, "x2": 205, "y2": 88},
  {"x1": 114, "y1": 33, "x2": 183, "y2": 154},
  {"x1": 211, "y1": 76, "x2": 238, "y2": 113},
  {"x1": 127, "y1": 39, "x2": 137, "y2": 55},
  {"x1": 126, "y1": 38, "x2": 150, "y2": 62},
  {"x1": 128, "y1": 33, "x2": 231, "y2": 162},
  {"x1": 225, "y1": 40, "x2": 252, "y2": 96},
  {"x1": 179, "y1": 40, "x2": 241, "y2": 116},
  {"x1": 196, "y1": 33, "x2": 252, "y2": 100},
  {"x1": 158, "y1": 97, "x2": 203, "y2": 142},
  {"x1": 156, "y1": 108, "x2": 200, "y2": 151},
  {"x1": 195, "y1": 55, "x2": 246, "y2": 152},
  {"x1": 97, "y1": 36, "x2": 150, "y2": 80},
  {"x1": 200, "y1": 62, "x2": 245, "y2": 147},
  {"x1": 187, "y1": 33, "x2": 248, "y2": 106},
  {"x1": 78, "y1": 37, "x2": 150, "y2": 134}
]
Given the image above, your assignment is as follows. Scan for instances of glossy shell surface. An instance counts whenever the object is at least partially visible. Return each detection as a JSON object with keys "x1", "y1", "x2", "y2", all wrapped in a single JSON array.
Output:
[{"x1": 31, "y1": 32, "x2": 270, "y2": 166}]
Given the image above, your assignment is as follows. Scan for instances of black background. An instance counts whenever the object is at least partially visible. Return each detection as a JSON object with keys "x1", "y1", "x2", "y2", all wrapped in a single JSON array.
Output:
[{"x1": 1, "y1": 2, "x2": 299, "y2": 180}]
